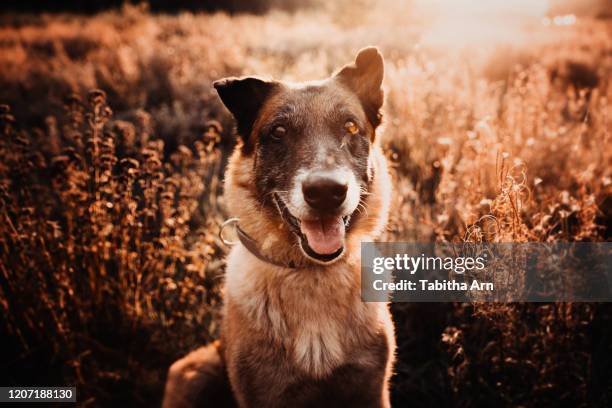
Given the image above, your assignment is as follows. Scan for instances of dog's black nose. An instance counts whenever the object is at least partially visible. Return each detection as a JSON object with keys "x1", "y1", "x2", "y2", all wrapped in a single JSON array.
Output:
[{"x1": 302, "y1": 173, "x2": 348, "y2": 211}]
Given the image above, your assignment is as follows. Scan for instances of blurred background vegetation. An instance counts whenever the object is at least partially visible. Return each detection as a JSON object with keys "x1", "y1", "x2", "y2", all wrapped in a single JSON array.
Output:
[
  {"x1": 0, "y1": 0, "x2": 611, "y2": 406},
  {"x1": 2, "y1": 0, "x2": 316, "y2": 14}
]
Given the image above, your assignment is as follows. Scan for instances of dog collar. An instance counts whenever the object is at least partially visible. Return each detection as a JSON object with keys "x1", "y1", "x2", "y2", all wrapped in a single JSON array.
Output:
[
  {"x1": 220, "y1": 220, "x2": 300, "y2": 269},
  {"x1": 235, "y1": 225, "x2": 300, "y2": 269}
]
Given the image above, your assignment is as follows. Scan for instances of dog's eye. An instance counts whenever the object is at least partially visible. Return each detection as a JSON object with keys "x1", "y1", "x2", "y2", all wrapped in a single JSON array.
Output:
[
  {"x1": 270, "y1": 126, "x2": 286, "y2": 140},
  {"x1": 344, "y1": 121, "x2": 359, "y2": 136}
]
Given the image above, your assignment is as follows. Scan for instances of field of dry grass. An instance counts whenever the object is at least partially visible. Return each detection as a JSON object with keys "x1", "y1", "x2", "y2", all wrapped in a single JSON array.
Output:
[{"x1": 0, "y1": 3, "x2": 611, "y2": 406}]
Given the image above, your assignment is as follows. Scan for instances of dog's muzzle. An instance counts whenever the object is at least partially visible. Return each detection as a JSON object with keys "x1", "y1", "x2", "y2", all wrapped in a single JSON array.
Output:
[{"x1": 273, "y1": 193, "x2": 353, "y2": 264}]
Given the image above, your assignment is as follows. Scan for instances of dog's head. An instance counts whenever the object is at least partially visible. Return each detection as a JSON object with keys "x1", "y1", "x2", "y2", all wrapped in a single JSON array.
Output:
[{"x1": 215, "y1": 47, "x2": 385, "y2": 265}]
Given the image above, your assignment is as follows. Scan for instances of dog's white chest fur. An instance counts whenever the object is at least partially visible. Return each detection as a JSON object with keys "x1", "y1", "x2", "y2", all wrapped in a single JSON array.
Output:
[
  {"x1": 225, "y1": 245, "x2": 377, "y2": 378},
  {"x1": 291, "y1": 303, "x2": 345, "y2": 377}
]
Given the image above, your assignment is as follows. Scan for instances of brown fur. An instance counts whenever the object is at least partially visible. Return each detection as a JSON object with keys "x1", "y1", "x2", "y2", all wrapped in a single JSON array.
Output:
[
  {"x1": 163, "y1": 341, "x2": 236, "y2": 408},
  {"x1": 163, "y1": 47, "x2": 395, "y2": 408}
]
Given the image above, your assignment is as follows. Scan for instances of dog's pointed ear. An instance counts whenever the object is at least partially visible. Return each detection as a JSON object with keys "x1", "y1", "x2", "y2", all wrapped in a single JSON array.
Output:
[
  {"x1": 213, "y1": 76, "x2": 277, "y2": 152},
  {"x1": 335, "y1": 47, "x2": 384, "y2": 129}
]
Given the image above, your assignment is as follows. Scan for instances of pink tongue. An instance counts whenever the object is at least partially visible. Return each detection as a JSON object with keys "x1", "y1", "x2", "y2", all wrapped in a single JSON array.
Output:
[{"x1": 300, "y1": 217, "x2": 345, "y2": 255}]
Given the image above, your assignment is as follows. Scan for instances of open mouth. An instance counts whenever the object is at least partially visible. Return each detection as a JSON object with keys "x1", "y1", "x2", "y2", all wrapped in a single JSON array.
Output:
[{"x1": 273, "y1": 193, "x2": 351, "y2": 263}]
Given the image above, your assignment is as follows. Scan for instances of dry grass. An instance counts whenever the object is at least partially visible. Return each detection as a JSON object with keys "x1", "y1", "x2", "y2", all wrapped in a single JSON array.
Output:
[{"x1": 0, "y1": 4, "x2": 610, "y2": 407}]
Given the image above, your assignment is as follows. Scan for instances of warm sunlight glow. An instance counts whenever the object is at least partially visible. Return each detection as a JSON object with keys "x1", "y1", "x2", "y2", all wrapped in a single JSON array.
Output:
[
  {"x1": 413, "y1": 0, "x2": 551, "y2": 48},
  {"x1": 542, "y1": 14, "x2": 577, "y2": 26},
  {"x1": 415, "y1": 0, "x2": 550, "y2": 19}
]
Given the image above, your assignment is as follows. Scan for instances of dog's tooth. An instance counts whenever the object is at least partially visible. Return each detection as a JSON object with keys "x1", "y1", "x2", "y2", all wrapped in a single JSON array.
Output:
[{"x1": 343, "y1": 215, "x2": 351, "y2": 227}]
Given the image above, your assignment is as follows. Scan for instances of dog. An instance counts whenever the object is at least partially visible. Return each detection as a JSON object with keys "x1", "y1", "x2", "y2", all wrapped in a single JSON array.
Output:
[{"x1": 163, "y1": 47, "x2": 395, "y2": 408}]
